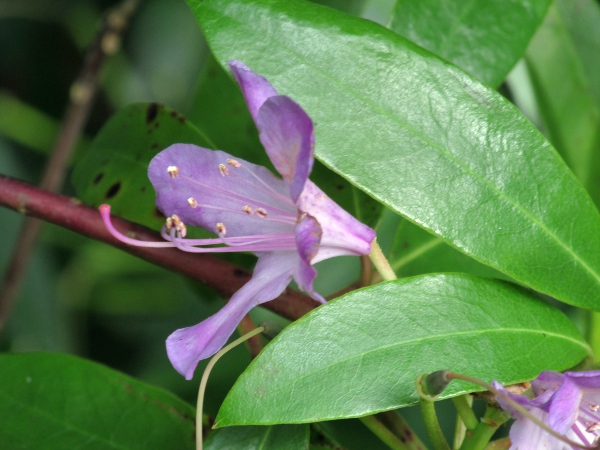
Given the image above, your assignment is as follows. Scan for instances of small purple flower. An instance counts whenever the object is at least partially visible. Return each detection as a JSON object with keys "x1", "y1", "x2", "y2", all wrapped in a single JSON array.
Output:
[
  {"x1": 493, "y1": 370, "x2": 600, "y2": 449},
  {"x1": 100, "y1": 61, "x2": 375, "y2": 379}
]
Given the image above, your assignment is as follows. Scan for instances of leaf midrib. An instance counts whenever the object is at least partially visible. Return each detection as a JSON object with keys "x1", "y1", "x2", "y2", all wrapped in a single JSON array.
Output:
[{"x1": 240, "y1": 327, "x2": 589, "y2": 398}]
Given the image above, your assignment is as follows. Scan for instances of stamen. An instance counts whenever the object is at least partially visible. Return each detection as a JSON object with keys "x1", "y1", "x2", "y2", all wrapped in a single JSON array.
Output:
[
  {"x1": 256, "y1": 207, "x2": 268, "y2": 218},
  {"x1": 182, "y1": 174, "x2": 296, "y2": 220},
  {"x1": 166, "y1": 214, "x2": 187, "y2": 237},
  {"x1": 218, "y1": 164, "x2": 229, "y2": 176},
  {"x1": 100, "y1": 204, "x2": 296, "y2": 252},
  {"x1": 167, "y1": 165, "x2": 179, "y2": 178},
  {"x1": 590, "y1": 404, "x2": 600, "y2": 412},
  {"x1": 216, "y1": 222, "x2": 227, "y2": 236},
  {"x1": 242, "y1": 205, "x2": 253, "y2": 215},
  {"x1": 227, "y1": 158, "x2": 241, "y2": 168},
  {"x1": 587, "y1": 422, "x2": 600, "y2": 432},
  {"x1": 233, "y1": 165, "x2": 295, "y2": 206},
  {"x1": 188, "y1": 197, "x2": 198, "y2": 208}
]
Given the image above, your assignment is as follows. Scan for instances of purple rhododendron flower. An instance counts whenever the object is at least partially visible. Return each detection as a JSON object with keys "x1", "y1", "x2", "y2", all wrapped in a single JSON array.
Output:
[
  {"x1": 100, "y1": 61, "x2": 375, "y2": 379},
  {"x1": 493, "y1": 370, "x2": 600, "y2": 449}
]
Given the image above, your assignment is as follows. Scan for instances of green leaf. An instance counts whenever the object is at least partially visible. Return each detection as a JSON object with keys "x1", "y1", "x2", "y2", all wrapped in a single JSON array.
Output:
[
  {"x1": 388, "y1": 0, "x2": 551, "y2": 87},
  {"x1": 215, "y1": 274, "x2": 590, "y2": 425},
  {"x1": 191, "y1": 0, "x2": 600, "y2": 310},
  {"x1": 0, "y1": 353, "x2": 195, "y2": 450},
  {"x1": 388, "y1": 218, "x2": 507, "y2": 280},
  {"x1": 71, "y1": 103, "x2": 213, "y2": 229},
  {"x1": 205, "y1": 425, "x2": 309, "y2": 449},
  {"x1": 525, "y1": 0, "x2": 600, "y2": 206}
]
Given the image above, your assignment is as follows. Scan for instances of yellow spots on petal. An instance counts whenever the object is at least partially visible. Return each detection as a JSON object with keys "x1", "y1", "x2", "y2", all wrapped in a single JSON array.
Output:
[
  {"x1": 242, "y1": 205, "x2": 253, "y2": 215},
  {"x1": 227, "y1": 158, "x2": 241, "y2": 168},
  {"x1": 218, "y1": 164, "x2": 229, "y2": 176},
  {"x1": 187, "y1": 197, "x2": 198, "y2": 208}
]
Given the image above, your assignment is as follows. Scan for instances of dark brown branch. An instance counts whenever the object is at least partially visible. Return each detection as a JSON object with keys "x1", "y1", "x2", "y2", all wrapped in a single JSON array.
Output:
[{"x1": 0, "y1": 175, "x2": 320, "y2": 321}]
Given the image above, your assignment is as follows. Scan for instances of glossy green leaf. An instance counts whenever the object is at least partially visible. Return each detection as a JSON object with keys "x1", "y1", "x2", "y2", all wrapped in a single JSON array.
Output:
[
  {"x1": 215, "y1": 274, "x2": 590, "y2": 425},
  {"x1": 205, "y1": 425, "x2": 308, "y2": 449},
  {"x1": 71, "y1": 103, "x2": 213, "y2": 229},
  {"x1": 191, "y1": 0, "x2": 600, "y2": 310},
  {"x1": 525, "y1": 0, "x2": 600, "y2": 206},
  {"x1": 388, "y1": 0, "x2": 551, "y2": 86},
  {"x1": 0, "y1": 353, "x2": 195, "y2": 450}
]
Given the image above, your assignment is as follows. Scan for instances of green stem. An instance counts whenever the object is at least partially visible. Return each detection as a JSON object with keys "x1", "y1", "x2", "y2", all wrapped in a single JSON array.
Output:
[
  {"x1": 459, "y1": 405, "x2": 507, "y2": 450},
  {"x1": 196, "y1": 326, "x2": 265, "y2": 450},
  {"x1": 369, "y1": 239, "x2": 397, "y2": 281},
  {"x1": 452, "y1": 395, "x2": 478, "y2": 431},
  {"x1": 419, "y1": 396, "x2": 451, "y2": 450},
  {"x1": 360, "y1": 414, "x2": 413, "y2": 450},
  {"x1": 452, "y1": 395, "x2": 475, "y2": 448}
]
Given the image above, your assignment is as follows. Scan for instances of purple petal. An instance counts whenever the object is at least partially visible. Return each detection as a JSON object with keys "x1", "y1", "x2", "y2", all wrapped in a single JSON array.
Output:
[
  {"x1": 148, "y1": 144, "x2": 296, "y2": 237},
  {"x1": 293, "y1": 214, "x2": 325, "y2": 303},
  {"x1": 508, "y1": 407, "x2": 571, "y2": 450},
  {"x1": 564, "y1": 370, "x2": 600, "y2": 389},
  {"x1": 229, "y1": 60, "x2": 278, "y2": 124},
  {"x1": 492, "y1": 381, "x2": 536, "y2": 419},
  {"x1": 547, "y1": 376, "x2": 583, "y2": 434},
  {"x1": 532, "y1": 370, "x2": 565, "y2": 396},
  {"x1": 166, "y1": 251, "x2": 297, "y2": 379},
  {"x1": 297, "y1": 181, "x2": 375, "y2": 262},
  {"x1": 256, "y1": 95, "x2": 315, "y2": 201}
]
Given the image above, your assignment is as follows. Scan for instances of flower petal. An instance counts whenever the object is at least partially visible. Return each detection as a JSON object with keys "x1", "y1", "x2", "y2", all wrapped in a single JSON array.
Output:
[
  {"x1": 509, "y1": 407, "x2": 572, "y2": 450},
  {"x1": 166, "y1": 251, "x2": 297, "y2": 379},
  {"x1": 148, "y1": 144, "x2": 296, "y2": 237},
  {"x1": 229, "y1": 60, "x2": 278, "y2": 124},
  {"x1": 547, "y1": 376, "x2": 584, "y2": 434},
  {"x1": 297, "y1": 181, "x2": 375, "y2": 262},
  {"x1": 256, "y1": 95, "x2": 315, "y2": 201},
  {"x1": 564, "y1": 370, "x2": 600, "y2": 389},
  {"x1": 492, "y1": 381, "x2": 537, "y2": 419},
  {"x1": 294, "y1": 214, "x2": 325, "y2": 303}
]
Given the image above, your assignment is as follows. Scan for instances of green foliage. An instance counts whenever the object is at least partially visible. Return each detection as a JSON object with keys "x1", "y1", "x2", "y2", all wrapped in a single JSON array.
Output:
[
  {"x1": 204, "y1": 424, "x2": 309, "y2": 449},
  {"x1": 192, "y1": 0, "x2": 600, "y2": 311},
  {"x1": 2, "y1": 0, "x2": 600, "y2": 448},
  {"x1": 72, "y1": 102, "x2": 213, "y2": 229},
  {"x1": 216, "y1": 274, "x2": 590, "y2": 425},
  {"x1": 389, "y1": 0, "x2": 552, "y2": 86},
  {"x1": 0, "y1": 353, "x2": 195, "y2": 450}
]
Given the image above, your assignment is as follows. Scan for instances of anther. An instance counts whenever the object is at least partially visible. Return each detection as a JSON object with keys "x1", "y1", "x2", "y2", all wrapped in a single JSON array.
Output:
[
  {"x1": 227, "y1": 158, "x2": 241, "y2": 168},
  {"x1": 256, "y1": 207, "x2": 268, "y2": 218},
  {"x1": 587, "y1": 422, "x2": 600, "y2": 432},
  {"x1": 591, "y1": 404, "x2": 600, "y2": 412},
  {"x1": 218, "y1": 164, "x2": 229, "y2": 176},
  {"x1": 187, "y1": 197, "x2": 198, "y2": 208},
  {"x1": 166, "y1": 214, "x2": 187, "y2": 237},
  {"x1": 242, "y1": 205, "x2": 253, "y2": 215},
  {"x1": 216, "y1": 222, "x2": 227, "y2": 236},
  {"x1": 167, "y1": 165, "x2": 179, "y2": 178}
]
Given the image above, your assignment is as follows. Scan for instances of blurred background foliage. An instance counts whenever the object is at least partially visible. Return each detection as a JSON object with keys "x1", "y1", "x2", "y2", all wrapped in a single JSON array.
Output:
[
  {"x1": 0, "y1": 0, "x2": 598, "y2": 447},
  {"x1": 0, "y1": 0, "x2": 395, "y2": 420}
]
